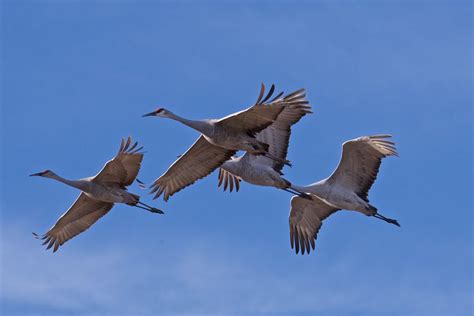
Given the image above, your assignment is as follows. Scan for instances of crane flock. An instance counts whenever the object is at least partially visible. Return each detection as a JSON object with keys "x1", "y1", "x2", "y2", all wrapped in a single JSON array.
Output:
[{"x1": 31, "y1": 84, "x2": 400, "y2": 254}]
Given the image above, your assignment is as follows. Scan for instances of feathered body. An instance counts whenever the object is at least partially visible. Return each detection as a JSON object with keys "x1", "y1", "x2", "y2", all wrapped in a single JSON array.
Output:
[
  {"x1": 217, "y1": 89, "x2": 312, "y2": 193},
  {"x1": 144, "y1": 84, "x2": 306, "y2": 201},
  {"x1": 30, "y1": 137, "x2": 162, "y2": 252},
  {"x1": 220, "y1": 155, "x2": 290, "y2": 189},
  {"x1": 288, "y1": 135, "x2": 400, "y2": 255}
]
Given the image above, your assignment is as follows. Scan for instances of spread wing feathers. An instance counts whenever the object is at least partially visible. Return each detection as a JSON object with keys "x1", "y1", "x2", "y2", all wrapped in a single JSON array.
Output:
[
  {"x1": 248, "y1": 89, "x2": 312, "y2": 172},
  {"x1": 327, "y1": 135, "x2": 398, "y2": 202},
  {"x1": 150, "y1": 136, "x2": 236, "y2": 201},
  {"x1": 216, "y1": 83, "x2": 295, "y2": 136},
  {"x1": 33, "y1": 193, "x2": 114, "y2": 252},
  {"x1": 289, "y1": 195, "x2": 339, "y2": 255},
  {"x1": 217, "y1": 168, "x2": 241, "y2": 192},
  {"x1": 93, "y1": 137, "x2": 144, "y2": 186}
]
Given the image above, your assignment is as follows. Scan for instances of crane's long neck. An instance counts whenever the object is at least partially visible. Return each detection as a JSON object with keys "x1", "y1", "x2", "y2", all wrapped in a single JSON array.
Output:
[
  {"x1": 168, "y1": 113, "x2": 213, "y2": 136},
  {"x1": 49, "y1": 174, "x2": 91, "y2": 192}
]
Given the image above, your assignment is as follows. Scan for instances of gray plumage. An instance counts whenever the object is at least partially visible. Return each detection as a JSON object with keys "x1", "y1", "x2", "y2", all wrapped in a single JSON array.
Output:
[
  {"x1": 289, "y1": 135, "x2": 400, "y2": 255},
  {"x1": 143, "y1": 84, "x2": 305, "y2": 201},
  {"x1": 30, "y1": 137, "x2": 163, "y2": 252},
  {"x1": 217, "y1": 90, "x2": 312, "y2": 194}
]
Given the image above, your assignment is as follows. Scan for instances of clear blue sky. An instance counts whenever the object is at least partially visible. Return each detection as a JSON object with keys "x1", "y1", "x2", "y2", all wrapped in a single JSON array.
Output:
[{"x1": 1, "y1": 1, "x2": 472, "y2": 315}]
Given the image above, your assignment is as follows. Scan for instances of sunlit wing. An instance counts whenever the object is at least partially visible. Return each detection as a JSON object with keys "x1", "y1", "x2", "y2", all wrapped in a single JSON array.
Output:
[
  {"x1": 327, "y1": 135, "x2": 398, "y2": 202},
  {"x1": 216, "y1": 84, "x2": 290, "y2": 136},
  {"x1": 289, "y1": 195, "x2": 339, "y2": 255},
  {"x1": 150, "y1": 136, "x2": 236, "y2": 201},
  {"x1": 34, "y1": 193, "x2": 114, "y2": 252},
  {"x1": 93, "y1": 137, "x2": 144, "y2": 186},
  {"x1": 249, "y1": 89, "x2": 311, "y2": 172}
]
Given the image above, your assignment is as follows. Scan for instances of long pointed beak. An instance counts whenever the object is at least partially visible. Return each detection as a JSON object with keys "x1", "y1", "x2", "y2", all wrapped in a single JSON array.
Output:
[
  {"x1": 142, "y1": 111, "x2": 156, "y2": 117},
  {"x1": 29, "y1": 172, "x2": 42, "y2": 177}
]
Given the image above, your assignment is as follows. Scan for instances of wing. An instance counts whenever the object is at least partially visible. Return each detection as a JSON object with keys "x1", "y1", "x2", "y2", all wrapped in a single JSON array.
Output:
[
  {"x1": 327, "y1": 135, "x2": 398, "y2": 202},
  {"x1": 216, "y1": 84, "x2": 299, "y2": 136},
  {"x1": 248, "y1": 89, "x2": 312, "y2": 172},
  {"x1": 150, "y1": 136, "x2": 236, "y2": 201},
  {"x1": 217, "y1": 167, "x2": 241, "y2": 192},
  {"x1": 289, "y1": 195, "x2": 339, "y2": 255},
  {"x1": 34, "y1": 193, "x2": 114, "y2": 252},
  {"x1": 93, "y1": 137, "x2": 144, "y2": 187}
]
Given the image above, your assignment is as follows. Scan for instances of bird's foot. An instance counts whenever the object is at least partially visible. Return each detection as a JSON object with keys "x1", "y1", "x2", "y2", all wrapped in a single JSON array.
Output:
[
  {"x1": 282, "y1": 188, "x2": 311, "y2": 199},
  {"x1": 149, "y1": 207, "x2": 164, "y2": 214},
  {"x1": 386, "y1": 218, "x2": 400, "y2": 227},
  {"x1": 134, "y1": 202, "x2": 165, "y2": 215},
  {"x1": 374, "y1": 213, "x2": 400, "y2": 227}
]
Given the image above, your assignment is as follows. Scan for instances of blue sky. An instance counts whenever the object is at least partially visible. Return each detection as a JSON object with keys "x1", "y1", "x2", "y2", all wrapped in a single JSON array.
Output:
[{"x1": 1, "y1": 1, "x2": 472, "y2": 315}]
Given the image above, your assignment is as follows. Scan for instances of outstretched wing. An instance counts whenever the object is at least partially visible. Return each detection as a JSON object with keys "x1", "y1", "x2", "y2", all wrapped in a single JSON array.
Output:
[
  {"x1": 248, "y1": 89, "x2": 312, "y2": 172},
  {"x1": 327, "y1": 135, "x2": 398, "y2": 202},
  {"x1": 150, "y1": 136, "x2": 236, "y2": 201},
  {"x1": 34, "y1": 193, "x2": 114, "y2": 252},
  {"x1": 216, "y1": 88, "x2": 311, "y2": 193},
  {"x1": 289, "y1": 195, "x2": 339, "y2": 255},
  {"x1": 93, "y1": 137, "x2": 144, "y2": 186},
  {"x1": 216, "y1": 84, "x2": 292, "y2": 136},
  {"x1": 217, "y1": 167, "x2": 241, "y2": 192}
]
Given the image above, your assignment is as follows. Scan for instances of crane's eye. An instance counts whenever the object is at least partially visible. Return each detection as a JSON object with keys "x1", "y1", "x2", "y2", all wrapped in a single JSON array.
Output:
[{"x1": 156, "y1": 108, "x2": 164, "y2": 113}]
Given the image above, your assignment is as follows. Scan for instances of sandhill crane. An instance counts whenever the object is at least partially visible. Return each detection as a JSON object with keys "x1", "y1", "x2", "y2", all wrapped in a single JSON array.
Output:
[
  {"x1": 143, "y1": 84, "x2": 306, "y2": 201},
  {"x1": 287, "y1": 135, "x2": 400, "y2": 254},
  {"x1": 217, "y1": 91, "x2": 312, "y2": 196},
  {"x1": 30, "y1": 137, "x2": 163, "y2": 252}
]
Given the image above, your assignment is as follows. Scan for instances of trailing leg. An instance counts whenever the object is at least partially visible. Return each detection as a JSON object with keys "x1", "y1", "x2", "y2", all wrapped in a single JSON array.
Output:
[
  {"x1": 369, "y1": 204, "x2": 399, "y2": 226},
  {"x1": 281, "y1": 188, "x2": 311, "y2": 199},
  {"x1": 374, "y1": 213, "x2": 400, "y2": 227},
  {"x1": 133, "y1": 203, "x2": 164, "y2": 214}
]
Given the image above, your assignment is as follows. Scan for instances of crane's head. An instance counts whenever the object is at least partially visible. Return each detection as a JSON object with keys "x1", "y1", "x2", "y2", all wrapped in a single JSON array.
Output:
[
  {"x1": 142, "y1": 108, "x2": 173, "y2": 118},
  {"x1": 29, "y1": 170, "x2": 56, "y2": 178}
]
